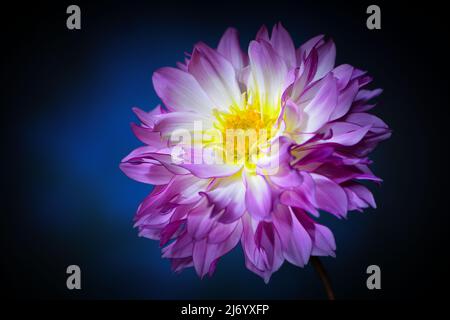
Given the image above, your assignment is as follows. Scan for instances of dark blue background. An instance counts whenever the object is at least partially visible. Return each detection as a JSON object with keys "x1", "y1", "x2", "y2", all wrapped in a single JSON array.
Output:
[{"x1": 2, "y1": 0, "x2": 447, "y2": 299}]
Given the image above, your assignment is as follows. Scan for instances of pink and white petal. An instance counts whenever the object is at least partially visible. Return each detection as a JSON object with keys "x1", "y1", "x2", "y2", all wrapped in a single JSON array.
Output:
[
  {"x1": 170, "y1": 257, "x2": 194, "y2": 273},
  {"x1": 255, "y1": 25, "x2": 270, "y2": 41},
  {"x1": 121, "y1": 145, "x2": 161, "y2": 162},
  {"x1": 255, "y1": 222, "x2": 284, "y2": 283},
  {"x1": 244, "y1": 171, "x2": 272, "y2": 220},
  {"x1": 269, "y1": 167, "x2": 303, "y2": 188},
  {"x1": 207, "y1": 219, "x2": 240, "y2": 244},
  {"x1": 192, "y1": 238, "x2": 215, "y2": 278},
  {"x1": 193, "y1": 220, "x2": 242, "y2": 277},
  {"x1": 287, "y1": 49, "x2": 318, "y2": 103},
  {"x1": 217, "y1": 27, "x2": 248, "y2": 72},
  {"x1": 138, "y1": 150, "x2": 190, "y2": 175},
  {"x1": 345, "y1": 187, "x2": 367, "y2": 211},
  {"x1": 270, "y1": 23, "x2": 296, "y2": 68},
  {"x1": 332, "y1": 64, "x2": 354, "y2": 90},
  {"x1": 294, "y1": 146, "x2": 334, "y2": 167},
  {"x1": 131, "y1": 123, "x2": 165, "y2": 146},
  {"x1": 294, "y1": 210, "x2": 336, "y2": 257},
  {"x1": 279, "y1": 189, "x2": 319, "y2": 217},
  {"x1": 257, "y1": 137, "x2": 303, "y2": 188},
  {"x1": 241, "y1": 217, "x2": 284, "y2": 283},
  {"x1": 351, "y1": 102, "x2": 376, "y2": 113},
  {"x1": 272, "y1": 205, "x2": 312, "y2": 267},
  {"x1": 313, "y1": 39, "x2": 336, "y2": 81},
  {"x1": 255, "y1": 221, "x2": 284, "y2": 271},
  {"x1": 187, "y1": 200, "x2": 216, "y2": 240},
  {"x1": 283, "y1": 100, "x2": 304, "y2": 135},
  {"x1": 329, "y1": 80, "x2": 359, "y2": 120},
  {"x1": 355, "y1": 88, "x2": 383, "y2": 102},
  {"x1": 296, "y1": 35, "x2": 324, "y2": 63},
  {"x1": 345, "y1": 113, "x2": 389, "y2": 134},
  {"x1": 202, "y1": 176, "x2": 246, "y2": 223},
  {"x1": 215, "y1": 220, "x2": 243, "y2": 261},
  {"x1": 315, "y1": 163, "x2": 382, "y2": 184},
  {"x1": 124, "y1": 146, "x2": 185, "y2": 175},
  {"x1": 311, "y1": 223, "x2": 336, "y2": 257},
  {"x1": 137, "y1": 175, "x2": 206, "y2": 218},
  {"x1": 302, "y1": 74, "x2": 338, "y2": 133},
  {"x1": 188, "y1": 43, "x2": 242, "y2": 110},
  {"x1": 170, "y1": 178, "x2": 211, "y2": 205},
  {"x1": 134, "y1": 207, "x2": 173, "y2": 228},
  {"x1": 310, "y1": 173, "x2": 348, "y2": 218},
  {"x1": 119, "y1": 161, "x2": 173, "y2": 185},
  {"x1": 138, "y1": 226, "x2": 163, "y2": 240},
  {"x1": 351, "y1": 184, "x2": 376, "y2": 208},
  {"x1": 152, "y1": 111, "x2": 213, "y2": 138},
  {"x1": 170, "y1": 204, "x2": 192, "y2": 222},
  {"x1": 345, "y1": 183, "x2": 376, "y2": 210},
  {"x1": 238, "y1": 65, "x2": 251, "y2": 86},
  {"x1": 132, "y1": 105, "x2": 164, "y2": 128},
  {"x1": 248, "y1": 40, "x2": 288, "y2": 108},
  {"x1": 152, "y1": 67, "x2": 214, "y2": 114},
  {"x1": 162, "y1": 231, "x2": 194, "y2": 259},
  {"x1": 160, "y1": 219, "x2": 185, "y2": 246},
  {"x1": 180, "y1": 162, "x2": 242, "y2": 179},
  {"x1": 323, "y1": 123, "x2": 372, "y2": 146}
]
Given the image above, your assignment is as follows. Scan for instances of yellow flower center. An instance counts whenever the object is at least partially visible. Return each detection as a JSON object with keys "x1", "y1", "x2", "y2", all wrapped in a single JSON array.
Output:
[{"x1": 210, "y1": 96, "x2": 280, "y2": 169}]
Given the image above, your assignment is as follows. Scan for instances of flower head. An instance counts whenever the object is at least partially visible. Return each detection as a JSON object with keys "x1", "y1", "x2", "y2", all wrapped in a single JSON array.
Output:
[{"x1": 120, "y1": 23, "x2": 391, "y2": 282}]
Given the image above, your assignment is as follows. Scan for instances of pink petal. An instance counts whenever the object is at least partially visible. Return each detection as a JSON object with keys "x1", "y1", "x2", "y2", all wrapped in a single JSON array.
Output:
[
  {"x1": 257, "y1": 137, "x2": 303, "y2": 188},
  {"x1": 217, "y1": 27, "x2": 247, "y2": 72},
  {"x1": 119, "y1": 161, "x2": 173, "y2": 185},
  {"x1": 344, "y1": 183, "x2": 376, "y2": 210},
  {"x1": 160, "y1": 219, "x2": 185, "y2": 246},
  {"x1": 294, "y1": 146, "x2": 334, "y2": 167},
  {"x1": 329, "y1": 80, "x2": 359, "y2": 120},
  {"x1": 293, "y1": 172, "x2": 319, "y2": 216},
  {"x1": 132, "y1": 106, "x2": 164, "y2": 128},
  {"x1": 162, "y1": 231, "x2": 194, "y2": 259},
  {"x1": 188, "y1": 43, "x2": 242, "y2": 110},
  {"x1": 272, "y1": 204, "x2": 312, "y2": 267},
  {"x1": 322, "y1": 123, "x2": 372, "y2": 146},
  {"x1": 187, "y1": 200, "x2": 216, "y2": 240},
  {"x1": 152, "y1": 67, "x2": 214, "y2": 113},
  {"x1": 180, "y1": 162, "x2": 242, "y2": 179},
  {"x1": 270, "y1": 23, "x2": 296, "y2": 68},
  {"x1": 193, "y1": 220, "x2": 242, "y2": 277},
  {"x1": 296, "y1": 35, "x2": 324, "y2": 63},
  {"x1": 287, "y1": 49, "x2": 318, "y2": 103},
  {"x1": 137, "y1": 175, "x2": 206, "y2": 219},
  {"x1": 244, "y1": 171, "x2": 272, "y2": 220},
  {"x1": 170, "y1": 257, "x2": 193, "y2": 273},
  {"x1": 241, "y1": 216, "x2": 284, "y2": 283},
  {"x1": 355, "y1": 88, "x2": 383, "y2": 101},
  {"x1": 202, "y1": 176, "x2": 246, "y2": 223},
  {"x1": 152, "y1": 111, "x2": 213, "y2": 138},
  {"x1": 302, "y1": 74, "x2": 338, "y2": 132},
  {"x1": 310, "y1": 173, "x2": 348, "y2": 218},
  {"x1": 207, "y1": 219, "x2": 240, "y2": 244},
  {"x1": 332, "y1": 64, "x2": 354, "y2": 90},
  {"x1": 255, "y1": 25, "x2": 270, "y2": 41},
  {"x1": 345, "y1": 112, "x2": 389, "y2": 134},
  {"x1": 131, "y1": 123, "x2": 164, "y2": 146},
  {"x1": 313, "y1": 39, "x2": 336, "y2": 81},
  {"x1": 311, "y1": 224, "x2": 336, "y2": 257},
  {"x1": 315, "y1": 162, "x2": 382, "y2": 184},
  {"x1": 294, "y1": 209, "x2": 336, "y2": 257},
  {"x1": 248, "y1": 40, "x2": 288, "y2": 108}
]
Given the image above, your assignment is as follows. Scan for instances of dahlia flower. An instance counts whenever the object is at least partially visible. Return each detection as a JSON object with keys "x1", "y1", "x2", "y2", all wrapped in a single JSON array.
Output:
[{"x1": 120, "y1": 23, "x2": 391, "y2": 283}]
